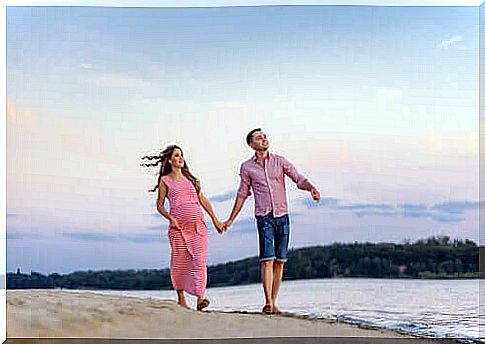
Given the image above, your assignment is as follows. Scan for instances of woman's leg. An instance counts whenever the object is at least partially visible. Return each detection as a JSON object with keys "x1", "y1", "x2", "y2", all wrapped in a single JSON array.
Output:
[{"x1": 176, "y1": 289, "x2": 189, "y2": 309}]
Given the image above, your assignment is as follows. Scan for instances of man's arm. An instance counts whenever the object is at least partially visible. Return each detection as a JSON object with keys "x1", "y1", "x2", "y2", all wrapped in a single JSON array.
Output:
[
  {"x1": 223, "y1": 164, "x2": 251, "y2": 231},
  {"x1": 282, "y1": 156, "x2": 320, "y2": 201},
  {"x1": 223, "y1": 196, "x2": 247, "y2": 231},
  {"x1": 299, "y1": 179, "x2": 320, "y2": 201}
]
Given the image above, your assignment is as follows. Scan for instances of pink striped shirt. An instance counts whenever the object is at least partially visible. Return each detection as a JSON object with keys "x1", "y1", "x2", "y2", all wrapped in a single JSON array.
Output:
[{"x1": 237, "y1": 152, "x2": 307, "y2": 217}]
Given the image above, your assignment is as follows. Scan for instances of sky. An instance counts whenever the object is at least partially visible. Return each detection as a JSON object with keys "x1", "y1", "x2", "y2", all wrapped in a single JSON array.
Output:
[{"x1": 6, "y1": 4, "x2": 479, "y2": 274}]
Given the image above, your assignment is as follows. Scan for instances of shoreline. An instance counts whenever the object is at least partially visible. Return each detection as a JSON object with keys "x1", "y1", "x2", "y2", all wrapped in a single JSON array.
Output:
[{"x1": 7, "y1": 290, "x2": 459, "y2": 342}]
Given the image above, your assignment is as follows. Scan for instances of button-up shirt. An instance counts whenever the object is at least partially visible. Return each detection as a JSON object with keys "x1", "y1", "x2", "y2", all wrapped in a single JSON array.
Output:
[{"x1": 236, "y1": 152, "x2": 307, "y2": 217}]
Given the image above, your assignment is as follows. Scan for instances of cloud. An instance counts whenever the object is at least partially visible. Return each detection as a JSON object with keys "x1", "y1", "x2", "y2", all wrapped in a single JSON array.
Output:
[
  {"x1": 398, "y1": 204, "x2": 428, "y2": 211},
  {"x1": 336, "y1": 203, "x2": 394, "y2": 211},
  {"x1": 429, "y1": 213, "x2": 464, "y2": 223},
  {"x1": 7, "y1": 231, "x2": 43, "y2": 240},
  {"x1": 431, "y1": 201, "x2": 479, "y2": 214},
  {"x1": 302, "y1": 198, "x2": 394, "y2": 211},
  {"x1": 301, "y1": 197, "x2": 476, "y2": 223},
  {"x1": 60, "y1": 231, "x2": 166, "y2": 244},
  {"x1": 354, "y1": 211, "x2": 398, "y2": 218},
  {"x1": 439, "y1": 35, "x2": 463, "y2": 49},
  {"x1": 80, "y1": 63, "x2": 94, "y2": 69},
  {"x1": 61, "y1": 232, "x2": 118, "y2": 242},
  {"x1": 209, "y1": 191, "x2": 236, "y2": 203},
  {"x1": 352, "y1": 208, "x2": 464, "y2": 223},
  {"x1": 302, "y1": 197, "x2": 339, "y2": 208},
  {"x1": 400, "y1": 210, "x2": 431, "y2": 218},
  {"x1": 7, "y1": 232, "x2": 41, "y2": 240},
  {"x1": 124, "y1": 233, "x2": 164, "y2": 243},
  {"x1": 7, "y1": 99, "x2": 37, "y2": 133}
]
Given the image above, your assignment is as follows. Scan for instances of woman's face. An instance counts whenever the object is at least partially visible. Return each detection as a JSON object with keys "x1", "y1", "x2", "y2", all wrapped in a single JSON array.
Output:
[{"x1": 169, "y1": 148, "x2": 185, "y2": 169}]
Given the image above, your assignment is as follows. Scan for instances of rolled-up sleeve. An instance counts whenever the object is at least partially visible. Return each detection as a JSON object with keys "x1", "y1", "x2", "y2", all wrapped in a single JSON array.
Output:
[
  {"x1": 236, "y1": 163, "x2": 252, "y2": 199},
  {"x1": 282, "y1": 157, "x2": 307, "y2": 190}
]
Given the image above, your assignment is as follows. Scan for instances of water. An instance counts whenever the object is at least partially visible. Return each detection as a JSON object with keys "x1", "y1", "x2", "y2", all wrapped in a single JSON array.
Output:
[{"x1": 63, "y1": 278, "x2": 483, "y2": 342}]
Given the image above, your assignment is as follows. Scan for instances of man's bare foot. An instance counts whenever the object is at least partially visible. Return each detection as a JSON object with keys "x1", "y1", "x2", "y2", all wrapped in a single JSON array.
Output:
[
  {"x1": 273, "y1": 306, "x2": 285, "y2": 315},
  {"x1": 177, "y1": 301, "x2": 190, "y2": 309},
  {"x1": 262, "y1": 304, "x2": 273, "y2": 314}
]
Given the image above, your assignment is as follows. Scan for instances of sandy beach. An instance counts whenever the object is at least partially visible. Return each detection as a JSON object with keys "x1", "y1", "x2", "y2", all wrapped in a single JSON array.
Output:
[{"x1": 6, "y1": 290, "x2": 447, "y2": 341}]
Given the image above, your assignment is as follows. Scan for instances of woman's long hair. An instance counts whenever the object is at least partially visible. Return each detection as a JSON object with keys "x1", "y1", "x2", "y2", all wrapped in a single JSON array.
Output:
[{"x1": 141, "y1": 145, "x2": 201, "y2": 194}]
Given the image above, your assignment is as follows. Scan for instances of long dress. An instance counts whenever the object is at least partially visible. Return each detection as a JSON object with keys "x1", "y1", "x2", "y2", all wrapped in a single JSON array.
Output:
[{"x1": 161, "y1": 175, "x2": 208, "y2": 298}]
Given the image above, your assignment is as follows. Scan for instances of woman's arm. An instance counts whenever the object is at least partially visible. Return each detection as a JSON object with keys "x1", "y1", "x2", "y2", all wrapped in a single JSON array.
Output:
[
  {"x1": 198, "y1": 192, "x2": 222, "y2": 232},
  {"x1": 157, "y1": 180, "x2": 180, "y2": 229}
]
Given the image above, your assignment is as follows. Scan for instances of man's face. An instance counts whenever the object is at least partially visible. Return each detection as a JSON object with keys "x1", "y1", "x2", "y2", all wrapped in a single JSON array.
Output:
[{"x1": 250, "y1": 131, "x2": 270, "y2": 151}]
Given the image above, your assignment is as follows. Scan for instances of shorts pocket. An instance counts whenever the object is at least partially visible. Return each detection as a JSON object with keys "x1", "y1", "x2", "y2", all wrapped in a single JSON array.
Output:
[
  {"x1": 281, "y1": 222, "x2": 290, "y2": 235},
  {"x1": 276, "y1": 215, "x2": 290, "y2": 235}
]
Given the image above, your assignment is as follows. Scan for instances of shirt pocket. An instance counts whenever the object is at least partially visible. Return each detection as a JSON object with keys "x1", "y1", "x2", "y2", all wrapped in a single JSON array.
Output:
[{"x1": 268, "y1": 168, "x2": 284, "y2": 182}]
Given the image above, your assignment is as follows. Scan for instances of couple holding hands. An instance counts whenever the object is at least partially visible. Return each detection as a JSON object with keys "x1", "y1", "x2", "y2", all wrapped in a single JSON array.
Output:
[{"x1": 142, "y1": 128, "x2": 320, "y2": 313}]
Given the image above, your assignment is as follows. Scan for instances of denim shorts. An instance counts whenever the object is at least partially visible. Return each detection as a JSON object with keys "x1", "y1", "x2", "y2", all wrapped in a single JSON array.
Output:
[{"x1": 255, "y1": 212, "x2": 290, "y2": 263}]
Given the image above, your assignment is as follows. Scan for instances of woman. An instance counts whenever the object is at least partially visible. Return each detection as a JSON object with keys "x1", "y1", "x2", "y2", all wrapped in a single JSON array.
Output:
[{"x1": 142, "y1": 145, "x2": 223, "y2": 311}]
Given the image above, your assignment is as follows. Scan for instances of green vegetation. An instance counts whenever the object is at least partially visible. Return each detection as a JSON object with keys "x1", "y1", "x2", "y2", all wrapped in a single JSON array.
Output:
[{"x1": 7, "y1": 236, "x2": 479, "y2": 290}]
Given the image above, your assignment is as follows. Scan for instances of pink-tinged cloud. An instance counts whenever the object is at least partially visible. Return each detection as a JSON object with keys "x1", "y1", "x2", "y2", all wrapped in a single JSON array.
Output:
[{"x1": 7, "y1": 99, "x2": 37, "y2": 133}]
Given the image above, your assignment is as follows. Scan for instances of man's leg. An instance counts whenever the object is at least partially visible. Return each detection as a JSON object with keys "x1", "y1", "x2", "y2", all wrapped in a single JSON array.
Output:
[
  {"x1": 256, "y1": 213, "x2": 276, "y2": 313},
  {"x1": 271, "y1": 260, "x2": 284, "y2": 311},
  {"x1": 272, "y1": 214, "x2": 290, "y2": 314},
  {"x1": 261, "y1": 259, "x2": 274, "y2": 310}
]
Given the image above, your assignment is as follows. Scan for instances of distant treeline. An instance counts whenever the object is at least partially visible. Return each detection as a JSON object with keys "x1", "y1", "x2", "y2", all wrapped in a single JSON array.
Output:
[{"x1": 7, "y1": 236, "x2": 480, "y2": 290}]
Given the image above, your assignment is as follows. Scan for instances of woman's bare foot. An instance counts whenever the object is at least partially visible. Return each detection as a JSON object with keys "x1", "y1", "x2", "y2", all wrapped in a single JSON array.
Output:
[
  {"x1": 196, "y1": 297, "x2": 210, "y2": 311},
  {"x1": 177, "y1": 301, "x2": 190, "y2": 309}
]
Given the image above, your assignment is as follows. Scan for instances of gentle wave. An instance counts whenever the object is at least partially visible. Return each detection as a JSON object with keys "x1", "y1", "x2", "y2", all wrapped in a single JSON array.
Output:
[{"x1": 58, "y1": 278, "x2": 483, "y2": 342}]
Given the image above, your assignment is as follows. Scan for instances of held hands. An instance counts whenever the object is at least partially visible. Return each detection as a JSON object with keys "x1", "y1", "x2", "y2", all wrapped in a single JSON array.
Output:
[
  {"x1": 213, "y1": 219, "x2": 224, "y2": 234},
  {"x1": 221, "y1": 219, "x2": 233, "y2": 233},
  {"x1": 214, "y1": 219, "x2": 233, "y2": 234}
]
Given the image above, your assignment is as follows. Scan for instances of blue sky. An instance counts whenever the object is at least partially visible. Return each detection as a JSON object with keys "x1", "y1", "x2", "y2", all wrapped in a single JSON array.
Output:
[{"x1": 6, "y1": 5, "x2": 479, "y2": 274}]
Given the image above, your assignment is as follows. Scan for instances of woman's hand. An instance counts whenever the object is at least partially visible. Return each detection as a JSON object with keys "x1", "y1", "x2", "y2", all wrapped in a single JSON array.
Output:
[
  {"x1": 213, "y1": 219, "x2": 224, "y2": 234},
  {"x1": 169, "y1": 217, "x2": 181, "y2": 230}
]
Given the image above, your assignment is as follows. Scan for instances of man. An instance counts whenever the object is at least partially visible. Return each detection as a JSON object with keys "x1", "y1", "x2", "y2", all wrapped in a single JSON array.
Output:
[{"x1": 222, "y1": 128, "x2": 320, "y2": 314}]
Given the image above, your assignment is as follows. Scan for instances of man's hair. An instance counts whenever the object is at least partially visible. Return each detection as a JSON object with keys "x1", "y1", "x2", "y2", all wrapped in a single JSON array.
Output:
[{"x1": 246, "y1": 128, "x2": 262, "y2": 145}]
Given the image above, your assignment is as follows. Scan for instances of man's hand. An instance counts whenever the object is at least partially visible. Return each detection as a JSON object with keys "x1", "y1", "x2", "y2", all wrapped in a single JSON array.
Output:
[
  {"x1": 310, "y1": 188, "x2": 320, "y2": 202},
  {"x1": 222, "y1": 219, "x2": 233, "y2": 233}
]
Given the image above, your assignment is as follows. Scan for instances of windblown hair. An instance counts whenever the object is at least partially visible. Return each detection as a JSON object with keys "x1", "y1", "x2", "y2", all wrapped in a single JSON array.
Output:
[{"x1": 141, "y1": 144, "x2": 201, "y2": 194}]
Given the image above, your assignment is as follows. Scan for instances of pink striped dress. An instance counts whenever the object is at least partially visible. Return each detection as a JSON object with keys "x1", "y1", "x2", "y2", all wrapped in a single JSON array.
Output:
[{"x1": 161, "y1": 175, "x2": 208, "y2": 298}]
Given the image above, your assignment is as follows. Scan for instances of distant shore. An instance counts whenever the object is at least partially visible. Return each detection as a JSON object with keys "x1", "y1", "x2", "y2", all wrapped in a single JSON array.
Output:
[{"x1": 6, "y1": 290, "x2": 447, "y2": 340}]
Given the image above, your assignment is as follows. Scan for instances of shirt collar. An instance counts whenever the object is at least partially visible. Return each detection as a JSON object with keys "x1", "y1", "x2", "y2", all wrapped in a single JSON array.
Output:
[{"x1": 252, "y1": 151, "x2": 271, "y2": 162}]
